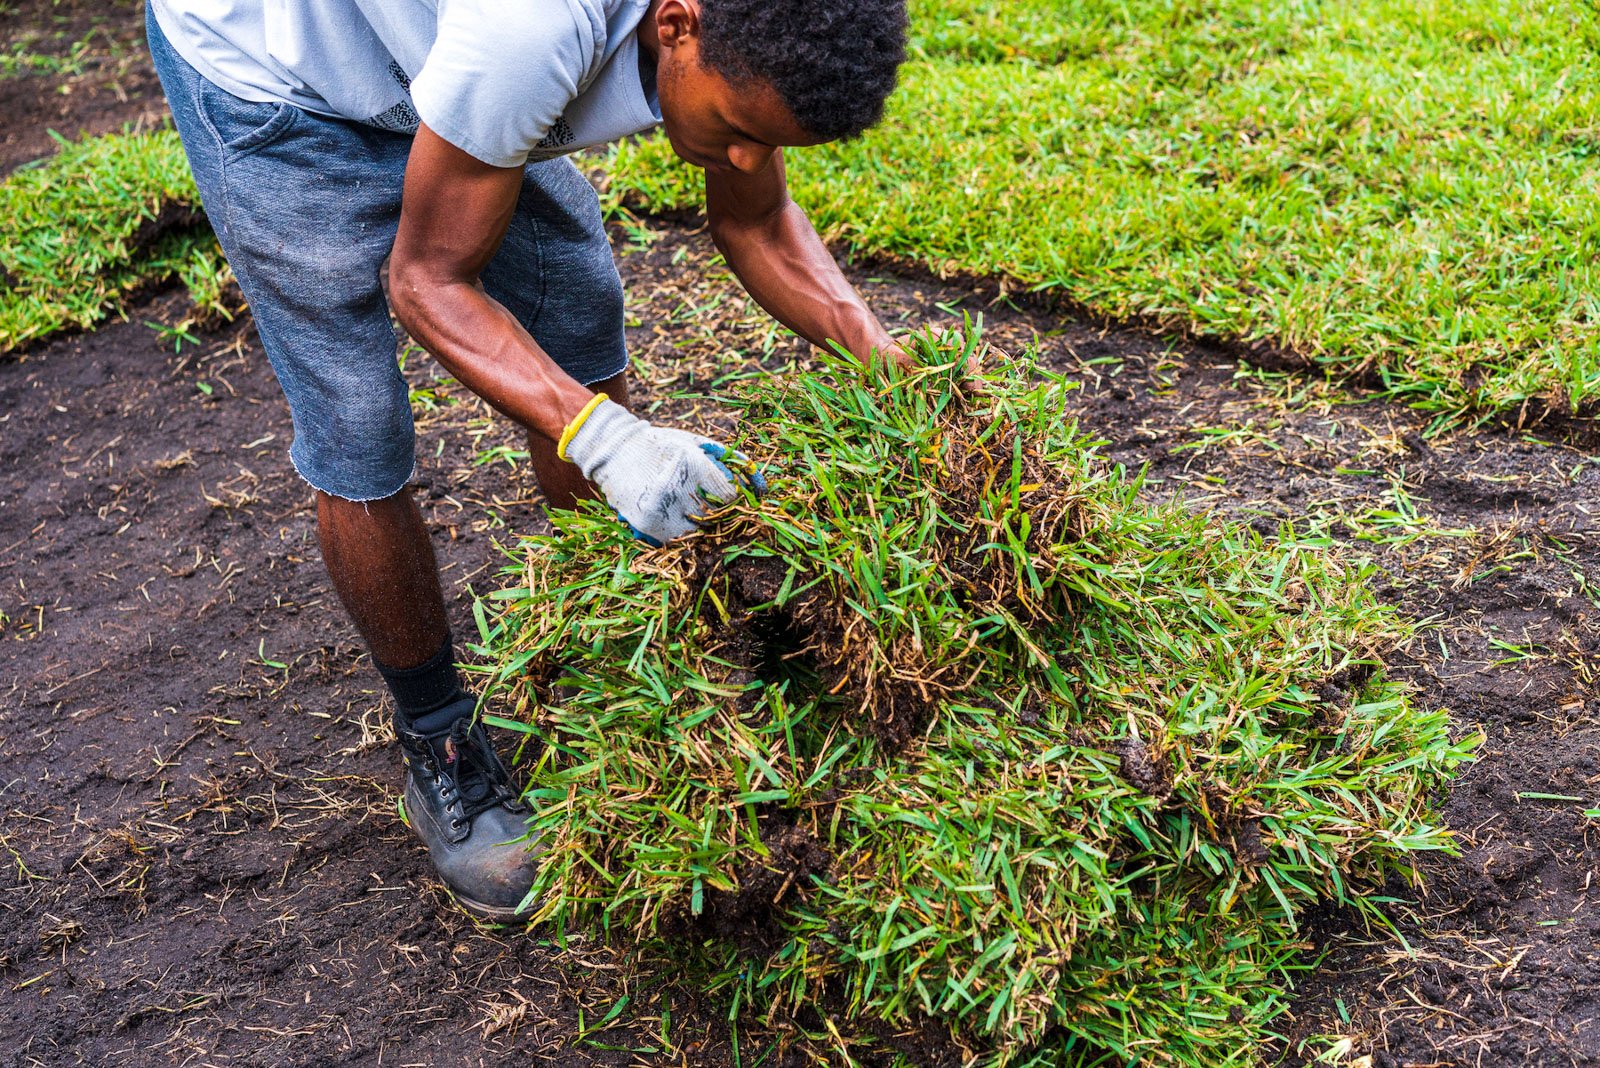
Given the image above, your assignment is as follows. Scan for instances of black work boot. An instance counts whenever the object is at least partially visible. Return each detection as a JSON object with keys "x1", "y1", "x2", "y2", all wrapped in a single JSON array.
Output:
[{"x1": 395, "y1": 715, "x2": 543, "y2": 922}]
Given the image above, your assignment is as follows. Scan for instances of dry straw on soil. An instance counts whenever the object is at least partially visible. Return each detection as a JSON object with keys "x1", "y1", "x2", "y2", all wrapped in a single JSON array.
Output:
[{"x1": 474, "y1": 332, "x2": 1474, "y2": 1066}]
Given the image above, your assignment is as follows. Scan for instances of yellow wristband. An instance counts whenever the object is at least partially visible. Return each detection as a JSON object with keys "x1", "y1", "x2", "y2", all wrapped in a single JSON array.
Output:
[{"x1": 557, "y1": 393, "x2": 611, "y2": 461}]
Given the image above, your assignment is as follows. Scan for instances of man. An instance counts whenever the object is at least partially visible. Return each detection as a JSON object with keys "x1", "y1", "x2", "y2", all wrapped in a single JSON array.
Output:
[{"x1": 146, "y1": 0, "x2": 910, "y2": 919}]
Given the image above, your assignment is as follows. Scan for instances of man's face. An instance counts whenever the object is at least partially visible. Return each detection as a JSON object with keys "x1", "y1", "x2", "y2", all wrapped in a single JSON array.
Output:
[{"x1": 653, "y1": 20, "x2": 823, "y2": 174}]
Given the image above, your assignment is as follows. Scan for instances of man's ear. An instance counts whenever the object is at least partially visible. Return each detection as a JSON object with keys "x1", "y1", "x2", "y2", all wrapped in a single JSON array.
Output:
[{"x1": 653, "y1": 0, "x2": 701, "y2": 50}]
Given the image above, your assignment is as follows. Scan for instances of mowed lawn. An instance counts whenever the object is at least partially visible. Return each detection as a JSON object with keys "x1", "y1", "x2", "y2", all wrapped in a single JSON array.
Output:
[
  {"x1": 5, "y1": 1, "x2": 1597, "y2": 430},
  {"x1": 607, "y1": 0, "x2": 1600, "y2": 427}
]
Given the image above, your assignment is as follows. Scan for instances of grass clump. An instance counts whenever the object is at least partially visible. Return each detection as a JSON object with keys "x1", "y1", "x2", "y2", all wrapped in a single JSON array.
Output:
[
  {"x1": 603, "y1": 0, "x2": 1600, "y2": 427},
  {"x1": 474, "y1": 333, "x2": 1474, "y2": 1065},
  {"x1": 0, "y1": 127, "x2": 228, "y2": 352}
]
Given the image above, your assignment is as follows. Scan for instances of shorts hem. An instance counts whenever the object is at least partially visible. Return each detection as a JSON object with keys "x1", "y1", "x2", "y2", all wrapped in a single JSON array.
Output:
[
  {"x1": 575, "y1": 352, "x2": 629, "y2": 388},
  {"x1": 287, "y1": 448, "x2": 417, "y2": 503}
]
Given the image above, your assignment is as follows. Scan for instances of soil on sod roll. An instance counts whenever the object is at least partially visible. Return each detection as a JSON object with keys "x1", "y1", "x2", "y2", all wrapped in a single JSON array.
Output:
[{"x1": 1, "y1": 15, "x2": 1598, "y2": 1062}]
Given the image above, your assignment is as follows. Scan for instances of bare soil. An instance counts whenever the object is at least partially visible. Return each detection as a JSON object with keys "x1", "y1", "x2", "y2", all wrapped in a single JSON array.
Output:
[
  {"x1": 0, "y1": 0, "x2": 167, "y2": 178},
  {"x1": 2, "y1": 7, "x2": 1597, "y2": 1066}
]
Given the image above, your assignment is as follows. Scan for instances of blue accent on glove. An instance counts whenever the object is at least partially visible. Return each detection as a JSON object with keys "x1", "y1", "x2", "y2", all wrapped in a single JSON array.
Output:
[
  {"x1": 619, "y1": 512, "x2": 664, "y2": 548},
  {"x1": 700, "y1": 442, "x2": 769, "y2": 496}
]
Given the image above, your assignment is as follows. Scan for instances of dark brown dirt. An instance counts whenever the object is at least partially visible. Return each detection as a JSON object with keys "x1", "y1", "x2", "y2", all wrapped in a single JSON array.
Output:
[
  {"x1": 0, "y1": 0, "x2": 166, "y2": 179},
  {"x1": 706, "y1": 550, "x2": 941, "y2": 752},
  {"x1": 6, "y1": 221, "x2": 1594, "y2": 1067},
  {"x1": 3, "y1": 9, "x2": 1598, "y2": 1065},
  {"x1": 660, "y1": 822, "x2": 832, "y2": 961},
  {"x1": 1110, "y1": 736, "x2": 1171, "y2": 802}
]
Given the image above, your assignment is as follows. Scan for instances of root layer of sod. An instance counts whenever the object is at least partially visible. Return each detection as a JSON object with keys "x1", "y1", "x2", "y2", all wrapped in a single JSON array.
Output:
[{"x1": 476, "y1": 335, "x2": 1473, "y2": 1066}]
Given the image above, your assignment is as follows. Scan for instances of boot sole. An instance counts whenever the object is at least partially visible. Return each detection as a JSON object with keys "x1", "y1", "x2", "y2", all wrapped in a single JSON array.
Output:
[{"x1": 397, "y1": 796, "x2": 531, "y2": 925}]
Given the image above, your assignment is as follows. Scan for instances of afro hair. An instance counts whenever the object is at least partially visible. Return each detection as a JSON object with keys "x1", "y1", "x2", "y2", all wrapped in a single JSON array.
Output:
[{"x1": 698, "y1": 0, "x2": 908, "y2": 142}]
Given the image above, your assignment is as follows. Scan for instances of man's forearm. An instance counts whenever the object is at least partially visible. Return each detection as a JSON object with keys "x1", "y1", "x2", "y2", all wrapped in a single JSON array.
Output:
[
  {"x1": 388, "y1": 126, "x2": 595, "y2": 446},
  {"x1": 390, "y1": 271, "x2": 592, "y2": 444},
  {"x1": 710, "y1": 201, "x2": 895, "y2": 361}
]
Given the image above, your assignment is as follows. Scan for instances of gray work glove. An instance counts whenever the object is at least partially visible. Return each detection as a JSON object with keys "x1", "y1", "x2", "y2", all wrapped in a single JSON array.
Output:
[{"x1": 558, "y1": 397, "x2": 767, "y2": 546}]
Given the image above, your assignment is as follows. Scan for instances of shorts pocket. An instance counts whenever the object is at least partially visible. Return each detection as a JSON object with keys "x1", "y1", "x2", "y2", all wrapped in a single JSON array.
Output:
[{"x1": 208, "y1": 91, "x2": 301, "y2": 158}]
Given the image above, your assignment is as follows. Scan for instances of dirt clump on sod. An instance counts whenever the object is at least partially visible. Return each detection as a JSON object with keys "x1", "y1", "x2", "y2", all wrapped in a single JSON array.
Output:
[{"x1": 476, "y1": 333, "x2": 1474, "y2": 1066}]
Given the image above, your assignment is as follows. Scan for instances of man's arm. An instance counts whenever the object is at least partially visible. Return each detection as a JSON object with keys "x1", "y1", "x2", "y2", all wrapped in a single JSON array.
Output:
[
  {"x1": 389, "y1": 124, "x2": 594, "y2": 444},
  {"x1": 390, "y1": 125, "x2": 764, "y2": 544},
  {"x1": 705, "y1": 150, "x2": 903, "y2": 365}
]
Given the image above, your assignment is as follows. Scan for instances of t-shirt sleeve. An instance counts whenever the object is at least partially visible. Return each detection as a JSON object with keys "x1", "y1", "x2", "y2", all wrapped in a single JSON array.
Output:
[{"x1": 410, "y1": 0, "x2": 607, "y2": 168}]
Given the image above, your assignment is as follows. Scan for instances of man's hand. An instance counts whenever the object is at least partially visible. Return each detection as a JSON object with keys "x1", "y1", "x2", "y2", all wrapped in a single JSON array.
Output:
[
  {"x1": 882, "y1": 333, "x2": 989, "y2": 386},
  {"x1": 559, "y1": 398, "x2": 767, "y2": 545},
  {"x1": 879, "y1": 337, "x2": 915, "y2": 372}
]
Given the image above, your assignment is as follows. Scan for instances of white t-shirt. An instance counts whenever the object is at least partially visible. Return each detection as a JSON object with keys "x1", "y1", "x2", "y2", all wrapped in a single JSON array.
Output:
[{"x1": 150, "y1": 0, "x2": 662, "y2": 168}]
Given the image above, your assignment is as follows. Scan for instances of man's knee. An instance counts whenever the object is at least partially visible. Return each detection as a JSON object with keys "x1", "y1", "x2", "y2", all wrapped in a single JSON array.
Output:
[{"x1": 286, "y1": 373, "x2": 417, "y2": 502}]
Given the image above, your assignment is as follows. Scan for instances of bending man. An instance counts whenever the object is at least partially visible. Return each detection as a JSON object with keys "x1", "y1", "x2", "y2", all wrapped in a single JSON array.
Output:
[{"x1": 147, "y1": 0, "x2": 909, "y2": 918}]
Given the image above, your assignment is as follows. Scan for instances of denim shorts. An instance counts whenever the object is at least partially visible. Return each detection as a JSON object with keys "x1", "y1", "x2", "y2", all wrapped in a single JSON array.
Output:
[{"x1": 146, "y1": 7, "x2": 628, "y2": 501}]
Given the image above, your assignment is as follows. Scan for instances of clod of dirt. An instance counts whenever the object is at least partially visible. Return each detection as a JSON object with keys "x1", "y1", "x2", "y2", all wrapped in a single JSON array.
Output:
[
  {"x1": 1111, "y1": 735, "x2": 1171, "y2": 801},
  {"x1": 661, "y1": 821, "x2": 832, "y2": 959}
]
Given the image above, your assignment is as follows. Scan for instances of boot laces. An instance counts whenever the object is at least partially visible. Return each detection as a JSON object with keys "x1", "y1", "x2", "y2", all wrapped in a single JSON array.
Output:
[{"x1": 432, "y1": 718, "x2": 512, "y2": 821}]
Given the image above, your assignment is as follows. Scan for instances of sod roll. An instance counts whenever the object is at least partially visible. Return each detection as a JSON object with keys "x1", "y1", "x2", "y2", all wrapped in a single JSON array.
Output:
[{"x1": 474, "y1": 332, "x2": 1472, "y2": 1066}]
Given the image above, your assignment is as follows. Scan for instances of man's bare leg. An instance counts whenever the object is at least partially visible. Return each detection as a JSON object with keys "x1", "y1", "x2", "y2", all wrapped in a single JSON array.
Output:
[
  {"x1": 312, "y1": 369, "x2": 630, "y2": 918},
  {"x1": 318, "y1": 484, "x2": 539, "y2": 919},
  {"x1": 317, "y1": 489, "x2": 451, "y2": 669},
  {"x1": 315, "y1": 371, "x2": 627, "y2": 667}
]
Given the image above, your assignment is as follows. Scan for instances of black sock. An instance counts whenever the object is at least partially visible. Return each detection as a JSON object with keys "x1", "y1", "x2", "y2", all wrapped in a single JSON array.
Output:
[{"x1": 374, "y1": 634, "x2": 474, "y2": 734}]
